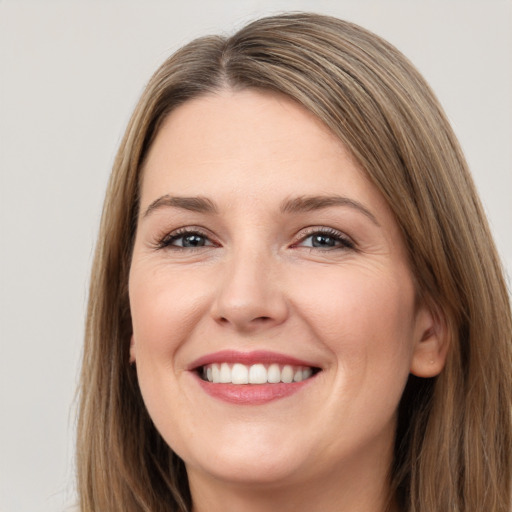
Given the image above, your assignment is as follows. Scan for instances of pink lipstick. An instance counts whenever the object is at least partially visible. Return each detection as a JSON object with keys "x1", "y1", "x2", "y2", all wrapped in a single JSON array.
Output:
[{"x1": 189, "y1": 350, "x2": 320, "y2": 405}]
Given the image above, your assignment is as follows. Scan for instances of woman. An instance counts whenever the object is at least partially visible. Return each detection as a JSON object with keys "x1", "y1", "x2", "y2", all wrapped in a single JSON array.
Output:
[{"x1": 77, "y1": 12, "x2": 512, "y2": 512}]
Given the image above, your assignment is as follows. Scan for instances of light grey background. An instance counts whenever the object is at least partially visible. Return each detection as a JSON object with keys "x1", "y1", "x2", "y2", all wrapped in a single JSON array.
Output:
[{"x1": 1, "y1": 1, "x2": 510, "y2": 511}]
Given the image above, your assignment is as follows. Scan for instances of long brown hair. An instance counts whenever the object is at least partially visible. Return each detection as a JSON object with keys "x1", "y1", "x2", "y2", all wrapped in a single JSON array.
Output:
[{"x1": 77, "y1": 12, "x2": 512, "y2": 511}]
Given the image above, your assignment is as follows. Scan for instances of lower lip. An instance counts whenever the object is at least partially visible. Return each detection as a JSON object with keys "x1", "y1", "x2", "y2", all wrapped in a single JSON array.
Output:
[{"x1": 194, "y1": 375, "x2": 314, "y2": 405}]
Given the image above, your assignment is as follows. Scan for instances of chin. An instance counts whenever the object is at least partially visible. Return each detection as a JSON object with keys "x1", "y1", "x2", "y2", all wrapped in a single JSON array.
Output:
[
  {"x1": 188, "y1": 454, "x2": 306, "y2": 488},
  {"x1": 175, "y1": 428, "x2": 312, "y2": 487}
]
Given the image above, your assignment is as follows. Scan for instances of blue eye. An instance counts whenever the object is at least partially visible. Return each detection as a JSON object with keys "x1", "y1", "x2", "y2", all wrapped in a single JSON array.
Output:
[
  {"x1": 176, "y1": 233, "x2": 207, "y2": 247},
  {"x1": 309, "y1": 233, "x2": 337, "y2": 247},
  {"x1": 297, "y1": 229, "x2": 354, "y2": 250},
  {"x1": 159, "y1": 230, "x2": 214, "y2": 249}
]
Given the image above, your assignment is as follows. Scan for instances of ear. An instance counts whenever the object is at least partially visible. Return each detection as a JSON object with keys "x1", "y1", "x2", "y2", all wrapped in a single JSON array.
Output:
[
  {"x1": 129, "y1": 335, "x2": 136, "y2": 364},
  {"x1": 410, "y1": 303, "x2": 449, "y2": 378}
]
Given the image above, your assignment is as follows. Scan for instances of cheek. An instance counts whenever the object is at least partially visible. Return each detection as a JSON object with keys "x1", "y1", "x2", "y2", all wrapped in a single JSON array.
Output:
[
  {"x1": 128, "y1": 265, "x2": 210, "y2": 447},
  {"x1": 129, "y1": 263, "x2": 212, "y2": 367},
  {"x1": 293, "y1": 263, "x2": 417, "y2": 379}
]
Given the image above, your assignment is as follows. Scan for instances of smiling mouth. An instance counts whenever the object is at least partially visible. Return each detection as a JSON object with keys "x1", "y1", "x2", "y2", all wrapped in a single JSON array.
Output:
[{"x1": 198, "y1": 363, "x2": 320, "y2": 385}]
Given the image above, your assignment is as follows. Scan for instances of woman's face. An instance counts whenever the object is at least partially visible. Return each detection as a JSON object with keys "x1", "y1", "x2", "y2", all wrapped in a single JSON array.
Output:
[{"x1": 129, "y1": 89, "x2": 443, "y2": 492}]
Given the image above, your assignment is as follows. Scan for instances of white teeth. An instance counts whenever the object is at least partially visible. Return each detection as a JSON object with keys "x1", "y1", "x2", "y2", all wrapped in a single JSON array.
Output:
[
  {"x1": 220, "y1": 363, "x2": 231, "y2": 383},
  {"x1": 267, "y1": 363, "x2": 281, "y2": 383},
  {"x1": 302, "y1": 367, "x2": 312, "y2": 380},
  {"x1": 231, "y1": 363, "x2": 249, "y2": 384},
  {"x1": 201, "y1": 363, "x2": 316, "y2": 385},
  {"x1": 281, "y1": 365, "x2": 294, "y2": 383},
  {"x1": 212, "y1": 364, "x2": 221, "y2": 383},
  {"x1": 249, "y1": 364, "x2": 267, "y2": 384}
]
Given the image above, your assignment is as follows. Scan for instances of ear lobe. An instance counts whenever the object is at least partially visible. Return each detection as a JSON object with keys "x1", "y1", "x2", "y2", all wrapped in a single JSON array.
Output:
[
  {"x1": 129, "y1": 335, "x2": 136, "y2": 364},
  {"x1": 410, "y1": 305, "x2": 449, "y2": 378}
]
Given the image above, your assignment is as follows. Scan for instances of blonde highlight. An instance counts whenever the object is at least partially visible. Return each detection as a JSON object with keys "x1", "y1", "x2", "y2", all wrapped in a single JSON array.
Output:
[{"x1": 77, "y1": 13, "x2": 511, "y2": 511}]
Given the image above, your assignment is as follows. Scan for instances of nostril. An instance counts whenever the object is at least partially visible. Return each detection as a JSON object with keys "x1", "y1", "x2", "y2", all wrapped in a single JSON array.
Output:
[{"x1": 217, "y1": 315, "x2": 272, "y2": 324}]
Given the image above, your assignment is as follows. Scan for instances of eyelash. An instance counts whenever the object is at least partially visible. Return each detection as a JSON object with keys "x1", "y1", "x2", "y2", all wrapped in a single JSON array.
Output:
[
  {"x1": 156, "y1": 227, "x2": 215, "y2": 250},
  {"x1": 154, "y1": 227, "x2": 355, "y2": 251},
  {"x1": 292, "y1": 227, "x2": 355, "y2": 251}
]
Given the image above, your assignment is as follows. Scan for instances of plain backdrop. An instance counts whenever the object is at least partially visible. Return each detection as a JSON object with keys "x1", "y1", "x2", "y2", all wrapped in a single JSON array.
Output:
[{"x1": 0, "y1": 1, "x2": 510, "y2": 511}]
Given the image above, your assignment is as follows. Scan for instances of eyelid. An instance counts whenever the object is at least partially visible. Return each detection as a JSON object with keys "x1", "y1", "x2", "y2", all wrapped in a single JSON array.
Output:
[
  {"x1": 155, "y1": 226, "x2": 219, "y2": 250},
  {"x1": 291, "y1": 226, "x2": 356, "y2": 249},
  {"x1": 151, "y1": 225, "x2": 355, "y2": 251}
]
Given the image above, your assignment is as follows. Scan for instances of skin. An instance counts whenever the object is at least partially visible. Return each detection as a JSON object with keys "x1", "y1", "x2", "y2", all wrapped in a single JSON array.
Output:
[{"x1": 129, "y1": 89, "x2": 447, "y2": 512}]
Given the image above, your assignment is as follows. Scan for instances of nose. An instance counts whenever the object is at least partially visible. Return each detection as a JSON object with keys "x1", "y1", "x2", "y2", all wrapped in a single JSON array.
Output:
[{"x1": 210, "y1": 247, "x2": 289, "y2": 333}]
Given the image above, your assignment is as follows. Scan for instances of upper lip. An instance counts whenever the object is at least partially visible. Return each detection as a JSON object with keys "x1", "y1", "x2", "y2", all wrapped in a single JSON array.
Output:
[{"x1": 188, "y1": 350, "x2": 321, "y2": 371}]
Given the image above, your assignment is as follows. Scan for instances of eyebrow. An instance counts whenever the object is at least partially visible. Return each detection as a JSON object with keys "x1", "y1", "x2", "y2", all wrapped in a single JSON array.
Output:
[
  {"x1": 280, "y1": 195, "x2": 380, "y2": 226},
  {"x1": 143, "y1": 195, "x2": 218, "y2": 218},
  {"x1": 142, "y1": 193, "x2": 379, "y2": 226}
]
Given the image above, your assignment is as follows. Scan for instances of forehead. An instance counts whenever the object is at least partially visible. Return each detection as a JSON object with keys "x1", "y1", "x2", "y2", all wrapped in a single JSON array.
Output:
[{"x1": 140, "y1": 88, "x2": 387, "y2": 214}]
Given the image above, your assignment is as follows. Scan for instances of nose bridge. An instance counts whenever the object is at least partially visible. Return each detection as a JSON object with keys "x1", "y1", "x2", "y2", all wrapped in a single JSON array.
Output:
[{"x1": 211, "y1": 239, "x2": 288, "y2": 330}]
